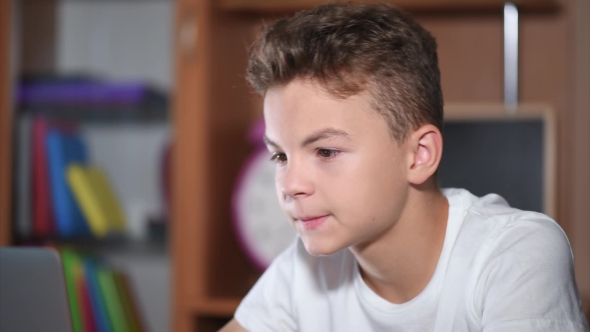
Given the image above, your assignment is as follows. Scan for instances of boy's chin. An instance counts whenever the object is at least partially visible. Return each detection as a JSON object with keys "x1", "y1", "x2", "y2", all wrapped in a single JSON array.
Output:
[{"x1": 302, "y1": 239, "x2": 345, "y2": 257}]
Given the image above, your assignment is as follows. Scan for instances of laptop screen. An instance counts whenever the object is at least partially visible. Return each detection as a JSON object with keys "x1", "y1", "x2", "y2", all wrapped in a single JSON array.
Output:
[{"x1": 0, "y1": 247, "x2": 74, "y2": 332}]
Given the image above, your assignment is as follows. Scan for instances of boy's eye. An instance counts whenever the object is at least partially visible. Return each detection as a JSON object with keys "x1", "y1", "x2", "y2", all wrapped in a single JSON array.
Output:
[
  {"x1": 270, "y1": 153, "x2": 287, "y2": 164},
  {"x1": 317, "y1": 149, "x2": 340, "y2": 159}
]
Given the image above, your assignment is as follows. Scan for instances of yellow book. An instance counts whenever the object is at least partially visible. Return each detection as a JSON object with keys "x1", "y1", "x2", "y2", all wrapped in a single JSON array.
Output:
[{"x1": 67, "y1": 164, "x2": 126, "y2": 238}]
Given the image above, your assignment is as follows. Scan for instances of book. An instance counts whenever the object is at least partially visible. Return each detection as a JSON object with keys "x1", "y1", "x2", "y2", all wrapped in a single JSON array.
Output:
[
  {"x1": 57, "y1": 248, "x2": 145, "y2": 332},
  {"x1": 160, "y1": 143, "x2": 172, "y2": 222},
  {"x1": 46, "y1": 129, "x2": 92, "y2": 237},
  {"x1": 67, "y1": 165, "x2": 126, "y2": 238},
  {"x1": 15, "y1": 114, "x2": 33, "y2": 238},
  {"x1": 97, "y1": 266, "x2": 130, "y2": 332},
  {"x1": 114, "y1": 272, "x2": 145, "y2": 332},
  {"x1": 32, "y1": 117, "x2": 55, "y2": 237},
  {"x1": 60, "y1": 248, "x2": 85, "y2": 332},
  {"x1": 83, "y1": 258, "x2": 113, "y2": 332},
  {"x1": 78, "y1": 265, "x2": 99, "y2": 332},
  {"x1": 18, "y1": 80, "x2": 168, "y2": 109}
]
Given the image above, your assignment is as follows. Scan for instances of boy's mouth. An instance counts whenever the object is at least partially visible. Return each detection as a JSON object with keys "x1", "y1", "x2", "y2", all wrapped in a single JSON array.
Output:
[{"x1": 297, "y1": 215, "x2": 329, "y2": 230}]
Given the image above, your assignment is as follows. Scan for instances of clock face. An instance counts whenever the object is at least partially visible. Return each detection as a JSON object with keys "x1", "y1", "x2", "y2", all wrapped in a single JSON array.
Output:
[{"x1": 233, "y1": 149, "x2": 297, "y2": 271}]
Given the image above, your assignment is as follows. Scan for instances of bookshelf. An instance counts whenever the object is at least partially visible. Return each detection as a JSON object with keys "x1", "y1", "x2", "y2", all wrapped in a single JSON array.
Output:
[
  {"x1": 1, "y1": 1, "x2": 172, "y2": 331},
  {"x1": 2, "y1": 0, "x2": 589, "y2": 331}
]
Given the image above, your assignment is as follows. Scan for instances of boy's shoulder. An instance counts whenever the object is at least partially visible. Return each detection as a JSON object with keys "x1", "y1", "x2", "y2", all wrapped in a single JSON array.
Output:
[
  {"x1": 437, "y1": 189, "x2": 586, "y2": 331},
  {"x1": 445, "y1": 188, "x2": 571, "y2": 265},
  {"x1": 449, "y1": 188, "x2": 568, "y2": 249}
]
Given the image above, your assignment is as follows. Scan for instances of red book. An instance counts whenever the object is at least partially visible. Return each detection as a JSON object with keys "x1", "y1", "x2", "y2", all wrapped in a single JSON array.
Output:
[
  {"x1": 77, "y1": 267, "x2": 98, "y2": 332},
  {"x1": 32, "y1": 117, "x2": 55, "y2": 237}
]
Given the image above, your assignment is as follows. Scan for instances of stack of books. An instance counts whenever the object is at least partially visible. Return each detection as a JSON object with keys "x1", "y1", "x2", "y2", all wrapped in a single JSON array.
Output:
[
  {"x1": 12, "y1": 78, "x2": 161, "y2": 240},
  {"x1": 15, "y1": 116, "x2": 127, "y2": 240},
  {"x1": 59, "y1": 247, "x2": 146, "y2": 332}
]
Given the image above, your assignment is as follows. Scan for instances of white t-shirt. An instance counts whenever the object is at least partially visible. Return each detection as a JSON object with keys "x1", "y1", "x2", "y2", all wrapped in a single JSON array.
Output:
[{"x1": 235, "y1": 188, "x2": 589, "y2": 331}]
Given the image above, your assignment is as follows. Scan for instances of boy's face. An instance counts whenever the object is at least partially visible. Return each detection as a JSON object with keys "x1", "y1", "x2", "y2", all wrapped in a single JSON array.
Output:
[{"x1": 263, "y1": 79, "x2": 411, "y2": 256}]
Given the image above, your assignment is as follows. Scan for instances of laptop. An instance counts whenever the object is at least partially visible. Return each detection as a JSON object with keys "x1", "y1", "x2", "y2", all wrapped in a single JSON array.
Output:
[{"x1": 0, "y1": 247, "x2": 74, "y2": 332}]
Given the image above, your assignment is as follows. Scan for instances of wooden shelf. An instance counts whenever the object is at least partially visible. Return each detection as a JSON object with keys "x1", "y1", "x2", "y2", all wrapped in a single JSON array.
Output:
[
  {"x1": 443, "y1": 102, "x2": 554, "y2": 120},
  {"x1": 218, "y1": 0, "x2": 559, "y2": 14},
  {"x1": 191, "y1": 298, "x2": 241, "y2": 317}
]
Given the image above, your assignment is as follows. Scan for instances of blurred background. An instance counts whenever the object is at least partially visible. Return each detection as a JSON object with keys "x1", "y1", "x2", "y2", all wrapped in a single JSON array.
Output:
[
  {"x1": 2, "y1": 1, "x2": 172, "y2": 331},
  {"x1": 0, "y1": 0, "x2": 588, "y2": 331}
]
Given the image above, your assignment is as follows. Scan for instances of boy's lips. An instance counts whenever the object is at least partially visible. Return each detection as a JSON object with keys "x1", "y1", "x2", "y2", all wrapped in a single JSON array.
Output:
[
  {"x1": 296, "y1": 215, "x2": 329, "y2": 229},
  {"x1": 299, "y1": 215, "x2": 327, "y2": 222}
]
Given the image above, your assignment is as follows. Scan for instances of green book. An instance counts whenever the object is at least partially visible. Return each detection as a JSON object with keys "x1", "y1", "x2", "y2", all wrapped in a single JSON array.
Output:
[
  {"x1": 60, "y1": 248, "x2": 85, "y2": 332},
  {"x1": 97, "y1": 267, "x2": 130, "y2": 332},
  {"x1": 114, "y1": 272, "x2": 145, "y2": 332}
]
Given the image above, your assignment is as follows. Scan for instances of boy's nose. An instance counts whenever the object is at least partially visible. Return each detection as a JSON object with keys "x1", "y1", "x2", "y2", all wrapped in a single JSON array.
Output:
[{"x1": 279, "y1": 162, "x2": 314, "y2": 200}]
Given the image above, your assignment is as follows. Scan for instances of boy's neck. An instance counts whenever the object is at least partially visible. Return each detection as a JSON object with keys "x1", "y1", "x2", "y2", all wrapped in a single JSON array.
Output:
[{"x1": 349, "y1": 183, "x2": 449, "y2": 304}]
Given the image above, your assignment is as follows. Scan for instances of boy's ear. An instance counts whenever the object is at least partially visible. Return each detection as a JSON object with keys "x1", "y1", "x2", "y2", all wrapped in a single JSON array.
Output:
[{"x1": 406, "y1": 124, "x2": 443, "y2": 185}]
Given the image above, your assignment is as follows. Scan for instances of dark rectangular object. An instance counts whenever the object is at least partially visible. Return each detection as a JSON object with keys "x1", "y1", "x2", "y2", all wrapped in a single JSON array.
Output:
[{"x1": 438, "y1": 104, "x2": 555, "y2": 216}]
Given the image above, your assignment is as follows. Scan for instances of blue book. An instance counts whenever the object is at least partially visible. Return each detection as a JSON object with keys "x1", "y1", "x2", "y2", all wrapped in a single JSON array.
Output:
[
  {"x1": 83, "y1": 258, "x2": 112, "y2": 332},
  {"x1": 46, "y1": 129, "x2": 92, "y2": 237}
]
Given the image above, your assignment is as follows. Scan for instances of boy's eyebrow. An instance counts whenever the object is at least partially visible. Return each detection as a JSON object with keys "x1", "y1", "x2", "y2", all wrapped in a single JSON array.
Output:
[
  {"x1": 263, "y1": 135, "x2": 279, "y2": 148},
  {"x1": 301, "y1": 128, "x2": 350, "y2": 147},
  {"x1": 263, "y1": 128, "x2": 350, "y2": 149}
]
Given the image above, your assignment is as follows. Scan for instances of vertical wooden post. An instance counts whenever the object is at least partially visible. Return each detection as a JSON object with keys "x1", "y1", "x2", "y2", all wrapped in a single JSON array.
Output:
[
  {"x1": 172, "y1": 0, "x2": 214, "y2": 330},
  {"x1": 0, "y1": 0, "x2": 13, "y2": 246}
]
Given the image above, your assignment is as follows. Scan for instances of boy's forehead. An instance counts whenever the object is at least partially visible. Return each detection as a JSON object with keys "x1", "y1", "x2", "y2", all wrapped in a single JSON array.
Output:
[
  {"x1": 263, "y1": 79, "x2": 376, "y2": 115},
  {"x1": 263, "y1": 81, "x2": 394, "y2": 144},
  {"x1": 271, "y1": 80, "x2": 385, "y2": 113}
]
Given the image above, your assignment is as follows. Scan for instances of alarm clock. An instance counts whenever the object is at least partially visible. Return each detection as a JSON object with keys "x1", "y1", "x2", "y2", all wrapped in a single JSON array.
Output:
[{"x1": 232, "y1": 119, "x2": 297, "y2": 271}]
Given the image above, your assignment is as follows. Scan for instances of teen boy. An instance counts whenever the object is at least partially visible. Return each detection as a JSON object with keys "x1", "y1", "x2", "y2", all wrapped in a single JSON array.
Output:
[{"x1": 221, "y1": 3, "x2": 589, "y2": 331}]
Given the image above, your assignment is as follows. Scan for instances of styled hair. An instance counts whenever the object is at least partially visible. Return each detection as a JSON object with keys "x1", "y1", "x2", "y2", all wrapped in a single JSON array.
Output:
[{"x1": 246, "y1": 2, "x2": 444, "y2": 141}]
